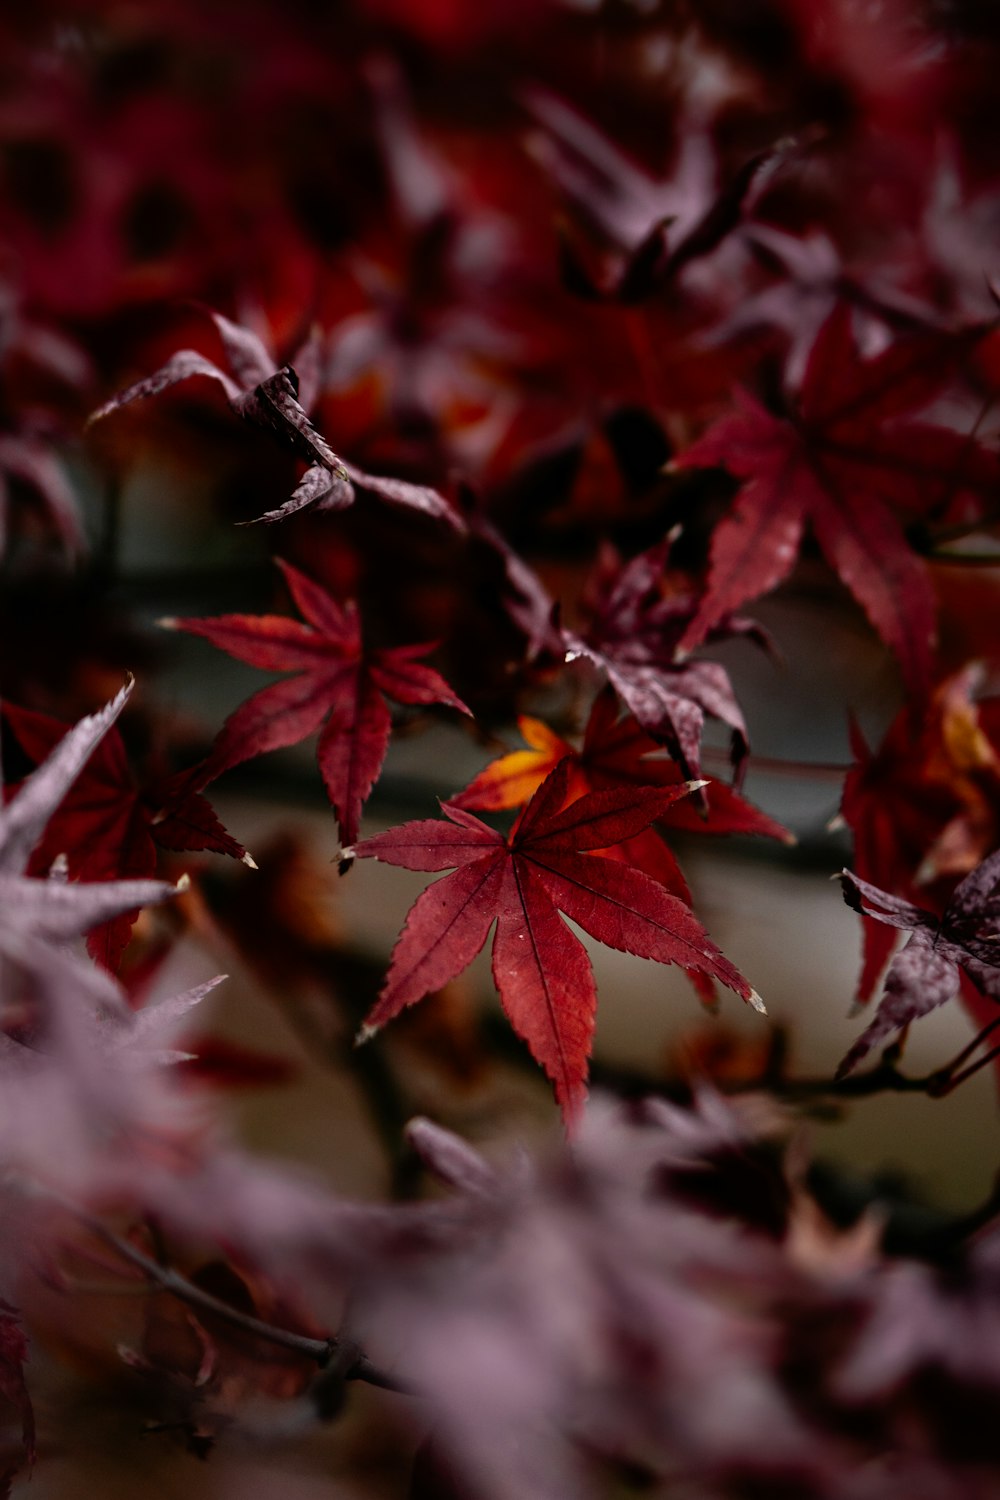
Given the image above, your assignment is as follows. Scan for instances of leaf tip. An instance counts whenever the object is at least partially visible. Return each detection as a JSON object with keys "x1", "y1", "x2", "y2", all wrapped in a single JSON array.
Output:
[
  {"x1": 747, "y1": 987, "x2": 767, "y2": 1015},
  {"x1": 157, "y1": 616, "x2": 180, "y2": 631},
  {"x1": 241, "y1": 852, "x2": 258, "y2": 870},
  {"x1": 684, "y1": 779, "x2": 710, "y2": 794},
  {"x1": 833, "y1": 1053, "x2": 855, "y2": 1082},
  {"x1": 354, "y1": 1022, "x2": 377, "y2": 1048},
  {"x1": 175, "y1": 873, "x2": 192, "y2": 893},
  {"x1": 337, "y1": 847, "x2": 355, "y2": 875},
  {"x1": 826, "y1": 813, "x2": 846, "y2": 833}
]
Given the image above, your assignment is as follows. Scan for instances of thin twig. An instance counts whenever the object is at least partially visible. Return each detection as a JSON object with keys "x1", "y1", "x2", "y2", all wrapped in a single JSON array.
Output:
[
  {"x1": 699, "y1": 745, "x2": 850, "y2": 779},
  {"x1": 38, "y1": 1191, "x2": 411, "y2": 1395},
  {"x1": 925, "y1": 550, "x2": 1000, "y2": 566}
]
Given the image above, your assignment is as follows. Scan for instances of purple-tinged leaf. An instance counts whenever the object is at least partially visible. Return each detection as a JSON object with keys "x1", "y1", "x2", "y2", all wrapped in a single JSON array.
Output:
[
  {"x1": 0, "y1": 678, "x2": 133, "y2": 876},
  {"x1": 0, "y1": 435, "x2": 85, "y2": 558},
  {"x1": 89, "y1": 308, "x2": 461, "y2": 530},
  {"x1": 839, "y1": 848, "x2": 1000, "y2": 1073},
  {"x1": 243, "y1": 462, "x2": 353, "y2": 525},
  {"x1": 837, "y1": 930, "x2": 961, "y2": 1076},
  {"x1": 566, "y1": 539, "x2": 760, "y2": 785},
  {"x1": 405, "y1": 1118, "x2": 501, "y2": 1197}
]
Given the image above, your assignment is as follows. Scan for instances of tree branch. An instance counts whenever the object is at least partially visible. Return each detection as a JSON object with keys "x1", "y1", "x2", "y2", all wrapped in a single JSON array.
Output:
[{"x1": 42, "y1": 1193, "x2": 411, "y2": 1396}]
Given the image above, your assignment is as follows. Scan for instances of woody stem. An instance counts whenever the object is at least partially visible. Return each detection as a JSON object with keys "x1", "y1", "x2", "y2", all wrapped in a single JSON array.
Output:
[{"x1": 44, "y1": 1193, "x2": 409, "y2": 1394}]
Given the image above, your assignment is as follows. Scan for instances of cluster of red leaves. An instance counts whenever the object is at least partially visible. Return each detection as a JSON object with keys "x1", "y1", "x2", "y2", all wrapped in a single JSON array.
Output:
[
  {"x1": 5, "y1": 0, "x2": 1000, "y2": 1493},
  {"x1": 2, "y1": 0, "x2": 1000, "y2": 1114}
]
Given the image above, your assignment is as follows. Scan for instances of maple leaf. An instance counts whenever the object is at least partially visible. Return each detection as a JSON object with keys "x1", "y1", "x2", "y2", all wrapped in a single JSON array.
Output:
[
  {"x1": 0, "y1": 974, "x2": 228, "y2": 1180},
  {"x1": 840, "y1": 668, "x2": 1000, "y2": 1003},
  {"x1": 676, "y1": 305, "x2": 1000, "y2": 691},
  {"x1": 564, "y1": 540, "x2": 766, "y2": 784},
  {"x1": 452, "y1": 691, "x2": 791, "y2": 1011},
  {"x1": 454, "y1": 687, "x2": 792, "y2": 891},
  {"x1": 837, "y1": 853, "x2": 1000, "y2": 1076},
  {"x1": 0, "y1": 431, "x2": 84, "y2": 559},
  {"x1": 88, "y1": 307, "x2": 459, "y2": 529},
  {"x1": 351, "y1": 759, "x2": 762, "y2": 1122},
  {"x1": 0, "y1": 680, "x2": 184, "y2": 1013},
  {"x1": 707, "y1": 223, "x2": 938, "y2": 388},
  {"x1": 3, "y1": 701, "x2": 250, "y2": 972},
  {"x1": 166, "y1": 559, "x2": 471, "y2": 846},
  {"x1": 322, "y1": 59, "x2": 533, "y2": 476},
  {"x1": 524, "y1": 90, "x2": 782, "y2": 303}
]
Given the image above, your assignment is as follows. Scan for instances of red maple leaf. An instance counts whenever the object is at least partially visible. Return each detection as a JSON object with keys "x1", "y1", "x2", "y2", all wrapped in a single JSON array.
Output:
[
  {"x1": 676, "y1": 306, "x2": 999, "y2": 691},
  {"x1": 169, "y1": 560, "x2": 471, "y2": 846},
  {"x1": 3, "y1": 701, "x2": 249, "y2": 971},
  {"x1": 453, "y1": 687, "x2": 793, "y2": 899},
  {"x1": 352, "y1": 759, "x2": 762, "y2": 1122}
]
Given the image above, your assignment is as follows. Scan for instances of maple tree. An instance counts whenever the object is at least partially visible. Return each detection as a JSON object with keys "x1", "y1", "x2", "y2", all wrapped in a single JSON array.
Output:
[{"x1": 4, "y1": 2, "x2": 1000, "y2": 1496}]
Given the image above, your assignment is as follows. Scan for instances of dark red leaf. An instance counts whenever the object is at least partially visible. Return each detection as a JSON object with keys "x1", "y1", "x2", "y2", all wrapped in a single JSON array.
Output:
[
  {"x1": 3, "y1": 699, "x2": 246, "y2": 970},
  {"x1": 355, "y1": 760, "x2": 761, "y2": 1122},
  {"x1": 677, "y1": 309, "x2": 1000, "y2": 691},
  {"x1": 173, "y1": 560, "x2": 471, "y2": 846}
]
